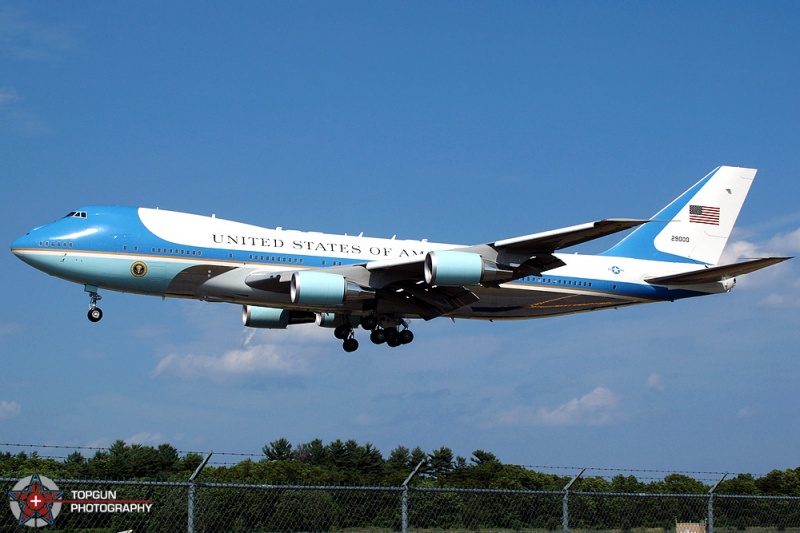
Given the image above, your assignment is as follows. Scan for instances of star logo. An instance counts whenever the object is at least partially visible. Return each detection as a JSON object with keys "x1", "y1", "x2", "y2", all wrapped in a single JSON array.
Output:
[
  {"x1": 611, "y1": 266, "x2": 621, "y2": 275},
  {"x1": 8, "y1": 474, "x2": 64, "y2": 527}
]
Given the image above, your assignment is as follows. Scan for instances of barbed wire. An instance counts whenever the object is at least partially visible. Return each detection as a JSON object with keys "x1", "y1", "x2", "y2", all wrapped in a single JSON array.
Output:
[
  {"x1": 0, "y1": 442, "x2": 772, "y2": 479},
  {"x1": 521, "y1": 464, "x2": 743, "y2": 482}
]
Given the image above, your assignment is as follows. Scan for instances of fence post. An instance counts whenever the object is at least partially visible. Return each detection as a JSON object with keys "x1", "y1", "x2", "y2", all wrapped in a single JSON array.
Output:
[
  {"x1": 707, "y1": 472, "x2": 727, "y2": 533},
  {"x1": 401, "y1": 461, "x2": 425, "y2": 533},
  {"x1": 187, "y1": 451, "x2": 213, "y2": 533},
  {"x1": 562, "y1": 467, "x2": 585, "y2": 533}
]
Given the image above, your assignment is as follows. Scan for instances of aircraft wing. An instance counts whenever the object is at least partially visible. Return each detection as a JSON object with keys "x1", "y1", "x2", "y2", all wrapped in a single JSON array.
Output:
[
  {"x1": 364, "y1": 218, "x2": 649, "y2": 275},
  {"x1": 487, "y1": 218, "x2": 648, "y2": 255},
  {"x1": 476, "y1": 218, "x2": 649, "y2": 274},
  {"x1": 645, "y1": 256, "x2": 791, "y2": 285},
  {"x1": 245, "y1": 218, "x2": 649, "y2": 319},
  {"x1": 360, "y1": 218, "x2": 650, "y2": 317}
]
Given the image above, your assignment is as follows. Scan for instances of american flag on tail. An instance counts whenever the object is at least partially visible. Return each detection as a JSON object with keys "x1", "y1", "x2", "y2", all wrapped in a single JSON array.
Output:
[{"x1": 689, "y1": 205, "x2": 720, "y2": 225}]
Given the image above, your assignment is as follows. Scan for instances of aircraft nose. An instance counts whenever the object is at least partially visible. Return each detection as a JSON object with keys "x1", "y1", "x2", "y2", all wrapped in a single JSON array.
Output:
[
  {"x1": 10, "y1": 233, "x2": 30, "y2": 255},
  {"x1": 10, "y1": 227, "x2": 42, "y2": 258}
]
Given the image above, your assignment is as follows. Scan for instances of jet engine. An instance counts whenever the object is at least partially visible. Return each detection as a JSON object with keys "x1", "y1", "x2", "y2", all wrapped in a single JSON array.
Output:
[
  {"x1": 424, "y1": 250, "x2": 511, "y2": 286},
  {"x1": 315, "y1": 313, "x2": 360, "y2": 328},
  {"x1": 242, "y1": 305, "x2": 315, "y2": 328},
  {"x1": 290, "y1": 271, "x2": 373, "y2": 306}
]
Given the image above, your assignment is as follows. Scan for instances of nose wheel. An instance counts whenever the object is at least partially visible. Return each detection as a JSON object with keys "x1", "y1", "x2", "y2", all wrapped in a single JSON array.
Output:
[{"x1": 87, "y1": 289, "x2": 103, "y2": 322}]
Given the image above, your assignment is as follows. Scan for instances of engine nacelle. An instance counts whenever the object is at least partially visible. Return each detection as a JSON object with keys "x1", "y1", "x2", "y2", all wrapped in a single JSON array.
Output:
[
  {"x1": 242, "y1": 305, "x2": 314, "y2": 328},
  {"x1": 290, "y1": 270, "x2": 373, "y2": 306},
  {"x1": 315, "y1": 313, "x2": 361, "y2": 328},
  {"x1": 424, "y1": 250, "x2": 510, "y2": 286}
]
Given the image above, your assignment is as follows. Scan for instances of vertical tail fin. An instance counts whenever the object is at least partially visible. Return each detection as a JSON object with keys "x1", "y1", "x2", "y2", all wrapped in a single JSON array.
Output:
[{"x1": 602, "y1": 166, "x2": 757, "y2": 265}]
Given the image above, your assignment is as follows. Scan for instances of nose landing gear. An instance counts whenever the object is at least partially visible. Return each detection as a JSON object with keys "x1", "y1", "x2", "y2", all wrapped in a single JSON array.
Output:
[{"x1": 85, "y1": 285, "x2": 103, "y2": 323}]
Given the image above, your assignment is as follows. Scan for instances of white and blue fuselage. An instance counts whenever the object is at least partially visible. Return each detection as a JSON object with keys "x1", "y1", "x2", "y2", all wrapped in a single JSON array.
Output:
[{"x1": 10, "y1": 167, "x2": 788, "y2": 351}]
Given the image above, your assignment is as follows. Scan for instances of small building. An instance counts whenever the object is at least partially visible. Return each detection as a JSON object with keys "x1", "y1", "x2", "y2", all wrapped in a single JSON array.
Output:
[{"x1": 676, "y1": 521, "x2": 706, "y2": 533}]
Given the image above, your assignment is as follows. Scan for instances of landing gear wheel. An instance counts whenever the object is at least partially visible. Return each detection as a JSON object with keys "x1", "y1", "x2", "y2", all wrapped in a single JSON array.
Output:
[
  {"x1": 384, "y1": 327, "x2": 398, "y2": 344},
  {"x1": 387, "y1": 336, "x2": 402, "y2": 348},
  {"x1": 370, "y1": 329, "x2": 386, "y2": 344},
  {"x1": 88, "y1": 307, "x2": 103, "y2": 322},
  {"x1": 360, "y1": 315, "x2": 379, "y2": 331},
  {"x1": 334, "y1": 325, "x2": 350, "y2": 340},
  {"x1": 399, "y1": 329, "x2": 414, "y2": 344},
  {"x1": 343, "y1": 338, "x2": 359, "y2": 352}
]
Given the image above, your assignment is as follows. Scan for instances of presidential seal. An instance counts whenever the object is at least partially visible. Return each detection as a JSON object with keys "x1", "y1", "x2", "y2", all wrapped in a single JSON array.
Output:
[{"x1": 131, "y1": 261, "x2": 147, "y2": 277}]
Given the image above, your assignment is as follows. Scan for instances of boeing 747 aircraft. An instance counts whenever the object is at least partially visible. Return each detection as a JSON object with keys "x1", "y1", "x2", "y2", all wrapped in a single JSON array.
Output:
[{"x1": 11, "y1": 166, "x2": 789, "y2": 351}]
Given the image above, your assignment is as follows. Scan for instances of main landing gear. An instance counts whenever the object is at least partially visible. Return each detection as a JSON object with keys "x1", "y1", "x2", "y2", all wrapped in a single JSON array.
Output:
[
  {"x1": 86, "y1": 286, "x2": 103, "y2": 323},
  {"x1": 333, "y1": 315, "x2": 414, "y2": 352}
]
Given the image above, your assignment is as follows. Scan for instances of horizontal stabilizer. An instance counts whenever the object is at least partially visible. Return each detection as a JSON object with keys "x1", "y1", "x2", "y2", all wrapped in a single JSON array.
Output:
[{"x1": 645, "y1": 257, "x2": 791, "y2": 285}]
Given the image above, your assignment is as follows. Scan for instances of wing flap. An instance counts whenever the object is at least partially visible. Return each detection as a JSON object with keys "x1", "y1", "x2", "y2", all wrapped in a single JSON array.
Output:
[{"x1": 382, "y1": 282, "x2": 479, "y2": 320}]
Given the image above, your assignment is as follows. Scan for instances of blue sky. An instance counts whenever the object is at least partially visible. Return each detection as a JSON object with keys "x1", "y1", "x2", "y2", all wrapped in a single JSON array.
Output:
[{"x1": 2, "y1": 2, "x2": 799, "y2": 478}]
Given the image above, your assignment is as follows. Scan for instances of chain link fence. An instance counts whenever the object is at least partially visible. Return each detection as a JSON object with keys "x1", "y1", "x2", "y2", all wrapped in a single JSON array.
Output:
[{"x1": 4, "y1": 477, "x2": 800, "y2": 532}]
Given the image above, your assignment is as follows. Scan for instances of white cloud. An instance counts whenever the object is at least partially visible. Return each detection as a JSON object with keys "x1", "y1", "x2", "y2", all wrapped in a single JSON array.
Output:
[
  {"x1": 767, "y1": 227, "x2": 800, "y2": 255},
  {"x1": 646, "y1": 373, "x2": 665, "y2": 391},
  {"x1": 127, "y1": 432, "x2": 164, "y2": 445},
  {"x1": 718, "y1": 224, "x2": 799, "y2": 307},
  {"x1": 0, "y1": 86, "x2": 52, "y2": 135},
  {"x1": 152, "y1": 342, "x2": 311, "y2": 382},
  {"x1": 354, "y1": 413, "x2": 374, "y2": 426},
  {"x1": 492, "y1": 387, "x2": 622, "y2": 427},
  {"x1": 758, "y1": 292, "x2": 800, "y2": 309},
  {"x1": 0, "y1": 322, "x2": 23, "y2": 338},
  {"x1": 0, "y1": 400, "x2": 21, "y2": 420},
  {"x1": 0, "y1": 87, "x2": 19, "y2": 107},
  {"x1": 0, "y1": 6, "x2": 77, "y2": 61},
  {"x1": 723, "y1": 225, "x2": 800, "y2": 262},
  {"x1": 736, "y1": 406, "x2": 757, "y2": 418}
]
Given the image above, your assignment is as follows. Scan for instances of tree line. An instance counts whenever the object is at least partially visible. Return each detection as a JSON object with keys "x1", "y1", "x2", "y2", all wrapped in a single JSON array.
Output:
[{"x1": 2, "y1": 438, "x2": 799, "y2": 496}]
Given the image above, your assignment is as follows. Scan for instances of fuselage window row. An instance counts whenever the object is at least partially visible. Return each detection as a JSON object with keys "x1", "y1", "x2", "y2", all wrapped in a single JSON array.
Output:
[
  {"x1": 150, "y1": 247, "x2": 202, "y2": 256},
  {"x1": 246, "y1": 255, "x2": 304, "y2": 264},
  {"x1": 523, "y1": 276, "x2": 592, "y2": 288}
]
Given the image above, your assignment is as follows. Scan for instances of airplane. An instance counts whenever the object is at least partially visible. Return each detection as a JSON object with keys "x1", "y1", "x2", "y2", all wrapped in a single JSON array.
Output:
[{"x1": 10, "y1": 166, "x2": 790, "y2": 352}]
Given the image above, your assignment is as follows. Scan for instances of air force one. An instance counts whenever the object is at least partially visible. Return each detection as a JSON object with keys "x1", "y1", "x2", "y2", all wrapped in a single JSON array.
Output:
[{"x1": 10, "y1": 166, "x2": 790, "y2": 351}]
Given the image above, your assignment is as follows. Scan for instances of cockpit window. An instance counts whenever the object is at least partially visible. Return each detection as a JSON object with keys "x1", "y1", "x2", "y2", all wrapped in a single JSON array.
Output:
[{"x1": 64, "y1": 211, "x2": 87, "y2": 218}]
